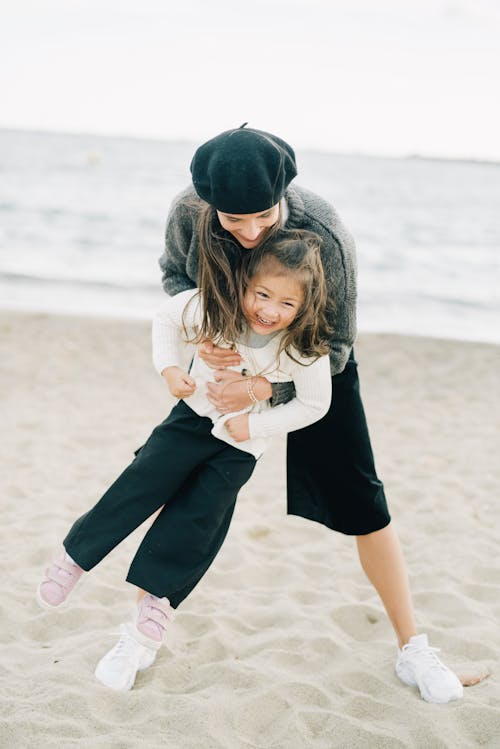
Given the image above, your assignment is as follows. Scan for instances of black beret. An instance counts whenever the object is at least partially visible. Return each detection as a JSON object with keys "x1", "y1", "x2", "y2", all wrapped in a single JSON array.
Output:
[{"x1": 190, "y1": 124, "x2": 297, "y2": 214}]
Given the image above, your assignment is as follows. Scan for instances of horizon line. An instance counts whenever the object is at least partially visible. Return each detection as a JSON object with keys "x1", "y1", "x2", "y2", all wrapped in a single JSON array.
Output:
[{"x1": 1, "y1": 125, "x2": 499, "y2": 168}]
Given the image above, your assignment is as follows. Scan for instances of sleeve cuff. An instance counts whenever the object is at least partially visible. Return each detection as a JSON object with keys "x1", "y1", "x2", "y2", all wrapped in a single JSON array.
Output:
[{"x1": 270, "y1": 381, "x2": 296, "y2": 407}]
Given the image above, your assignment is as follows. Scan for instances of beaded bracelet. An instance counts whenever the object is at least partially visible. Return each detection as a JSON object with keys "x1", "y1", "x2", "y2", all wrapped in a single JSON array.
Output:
[{"x1": 246, "y1": 376, "x2": 259, "y2": 405}]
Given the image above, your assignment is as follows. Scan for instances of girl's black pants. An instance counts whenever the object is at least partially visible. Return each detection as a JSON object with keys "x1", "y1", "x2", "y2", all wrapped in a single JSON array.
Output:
[{"x1": 63, "y1": 400, "x2": 256, "y2": 608}]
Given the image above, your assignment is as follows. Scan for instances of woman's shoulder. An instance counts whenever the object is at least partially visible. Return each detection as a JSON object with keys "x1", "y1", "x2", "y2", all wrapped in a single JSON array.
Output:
[
  {"x1": 167, "y1": 185, "x2": 204, "y2": 222},
  {"x1": 286, "y1": 184, "x2": 355, "y2": 253}
]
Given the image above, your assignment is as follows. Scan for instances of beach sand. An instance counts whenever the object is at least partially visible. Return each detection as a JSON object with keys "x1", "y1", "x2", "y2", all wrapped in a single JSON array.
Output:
[{"x1": 1, "y1": 310, "x2": 499, "y2": 748}]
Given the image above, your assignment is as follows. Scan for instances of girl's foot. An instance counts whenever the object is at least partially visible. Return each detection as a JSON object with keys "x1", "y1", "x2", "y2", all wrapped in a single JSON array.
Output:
[
  {"x1": 36, "y1": 549, "x2": 84, "y2": 610},
  {"x1": 136, "y1": 593, "x2": 175, "y2": 640},
  {"x1": 94, "y1": 595, "x2": 174, "y2": 691}
]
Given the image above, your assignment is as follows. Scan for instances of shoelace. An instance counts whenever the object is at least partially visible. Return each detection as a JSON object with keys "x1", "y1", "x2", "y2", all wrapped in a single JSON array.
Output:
[
  {"x1": 110, "y1": 633, "x2": 140, "y2": 660},
  {"x1": 405, "y1": 644, "x2": 448, "y2": 672}
]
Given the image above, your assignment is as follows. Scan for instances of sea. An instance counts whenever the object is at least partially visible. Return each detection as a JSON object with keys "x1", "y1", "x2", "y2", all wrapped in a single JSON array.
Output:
[{"x1": 1, "y1": 128, "x2": 498, "y2": 344}]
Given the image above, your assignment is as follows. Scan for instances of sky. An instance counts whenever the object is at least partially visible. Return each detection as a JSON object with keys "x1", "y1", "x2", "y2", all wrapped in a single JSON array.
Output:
[{"x1": 2, "y1": 0, "x2": 500, "y2": 160}]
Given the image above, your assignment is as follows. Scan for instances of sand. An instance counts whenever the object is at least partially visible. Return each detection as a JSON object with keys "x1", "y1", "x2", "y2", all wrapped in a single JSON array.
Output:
[{"x1": 1, "y1": 310, "x2": 499, "y2": 748}]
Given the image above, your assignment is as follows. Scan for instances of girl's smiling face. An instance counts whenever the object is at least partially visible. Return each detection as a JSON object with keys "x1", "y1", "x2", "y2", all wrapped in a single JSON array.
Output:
[
  {"x1": 216, "y1": 204, "x2": 280, "y2": 249},
  {"x1": 242, "y1": 266, "x2": 304, "y2": 334}
]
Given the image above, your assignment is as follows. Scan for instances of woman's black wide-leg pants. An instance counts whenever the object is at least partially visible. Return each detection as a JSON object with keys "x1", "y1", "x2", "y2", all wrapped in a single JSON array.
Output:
[{"x1": 64, "y1": 400, "x2": 256, "y2": 608}]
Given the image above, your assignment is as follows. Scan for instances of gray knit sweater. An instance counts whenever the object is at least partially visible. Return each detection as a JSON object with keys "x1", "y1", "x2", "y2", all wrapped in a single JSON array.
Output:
[{"x1": 158, "y1": 184, "x2": 357, "y2": 376}]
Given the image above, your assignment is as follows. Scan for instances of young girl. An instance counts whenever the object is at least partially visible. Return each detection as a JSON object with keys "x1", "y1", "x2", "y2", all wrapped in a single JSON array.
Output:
[{"x1": 36, "y1": 229, "x2": 333, "y2": 691}]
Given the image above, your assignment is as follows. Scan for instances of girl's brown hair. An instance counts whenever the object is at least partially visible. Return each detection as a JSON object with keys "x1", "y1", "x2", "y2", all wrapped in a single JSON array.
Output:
[
  {"x1": 184, "y1": 204, "x2": 333, "y2": 361},
  {"x1": 237, "y1": 230, "x2": 333, "y2": 362}
]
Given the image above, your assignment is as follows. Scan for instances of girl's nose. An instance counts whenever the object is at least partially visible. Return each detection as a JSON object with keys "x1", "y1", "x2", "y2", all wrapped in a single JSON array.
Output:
[{"x1": 261, "y1": 304, "x2": 279, "y2": 320}]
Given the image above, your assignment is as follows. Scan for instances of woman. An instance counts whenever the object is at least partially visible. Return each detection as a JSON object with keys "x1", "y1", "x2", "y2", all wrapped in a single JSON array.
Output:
[{"x1": 155, "y1": 124, "x2": 463, "y2": 704}]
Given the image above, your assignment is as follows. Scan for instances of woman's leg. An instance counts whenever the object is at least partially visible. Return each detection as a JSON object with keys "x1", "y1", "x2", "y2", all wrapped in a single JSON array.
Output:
[
  {"x1": 356, "y1": 522, "x2": 416, "y2": 648},
  {"x1": 287, "y1": 351, "x2": 463, "y2": 702},
  {"x1": 287, "y1": 354, "x2": 417, "y2": 643},
  {"x1": 287, "y1": 350, "x2": 414, "y2": 639}
]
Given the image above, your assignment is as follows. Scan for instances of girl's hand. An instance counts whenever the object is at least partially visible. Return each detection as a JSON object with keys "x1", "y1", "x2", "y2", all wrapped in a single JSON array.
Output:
[
  {"x1": 162, "y1": 366, "x2": 196, "y2": 399},
  {"x1": 225, "y1": 414, "x2": 250, "y2": 442},
  {"x1": 206, "y1": 371, "x2": 273, "y2": 413},
  {"x1": 199, "y1": 340, "x2": 242, "y2": 369}
]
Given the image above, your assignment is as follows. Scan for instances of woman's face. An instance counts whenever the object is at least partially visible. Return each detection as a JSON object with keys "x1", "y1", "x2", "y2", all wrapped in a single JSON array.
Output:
[{"x1": 216, "y1": 204, "x2": 280, "y2": 249}]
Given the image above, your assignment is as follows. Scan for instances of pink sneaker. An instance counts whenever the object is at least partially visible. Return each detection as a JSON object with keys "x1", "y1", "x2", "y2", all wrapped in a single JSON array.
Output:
[
  {"x1": 36, "y1": 549, "x2": 84, "y2": 610},
  {"x1": 136, "y1": 594, "x2": 175, "y2": 642}
]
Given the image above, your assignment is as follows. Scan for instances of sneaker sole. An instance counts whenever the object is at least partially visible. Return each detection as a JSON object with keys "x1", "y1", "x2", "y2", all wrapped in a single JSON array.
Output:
[
  {"x1": 396, "y1": 663, "x2": 464, "y2": 703},
  {"x1": 94, "y1": 652, "x2": 157, "y2": 691}
]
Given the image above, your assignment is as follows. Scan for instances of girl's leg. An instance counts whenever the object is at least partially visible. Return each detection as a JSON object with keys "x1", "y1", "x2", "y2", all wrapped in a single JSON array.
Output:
[
  {"x1": 94, "y1": 444, "x2": 255, "y2": 692},
  {"x1": 126, "y1": 445, "x2": 256, "y2": 607},
  {"x1": 38, "y1": 402, "x2": 227, "y2": 610},
  {"x1": 63, "y1": 402, "x2": 219, "y2": 571},
  {"x1": 355, "y1": 522, "x2": 416, "y2": 648}
]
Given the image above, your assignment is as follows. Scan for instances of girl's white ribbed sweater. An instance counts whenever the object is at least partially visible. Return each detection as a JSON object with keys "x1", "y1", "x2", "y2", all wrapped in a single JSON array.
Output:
[{"x1": 152, "y1": 289, "x2": 332, "y2": 458}]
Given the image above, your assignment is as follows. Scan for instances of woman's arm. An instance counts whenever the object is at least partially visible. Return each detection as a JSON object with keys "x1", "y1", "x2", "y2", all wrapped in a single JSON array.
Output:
[
  {"x1": 317, "y1": 227, "x2": 357, "y2": 376},
  {"x1": 159, "y1": 190, "x2": 198, "y2": 296},
  {"x1": 205, "y1": 369, "x2": 272, "y2": 412},
  {"x1": 247, "y1": 355, "x2": 332, "y2": 439},
  {"x1": 287, "y1": 185, "x2": 358, "y2": 375}
]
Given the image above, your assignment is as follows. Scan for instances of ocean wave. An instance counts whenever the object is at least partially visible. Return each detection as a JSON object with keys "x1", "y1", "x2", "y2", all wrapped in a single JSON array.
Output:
[
  {"x1": 1, "y1": 128, "x2": 499, "y2": 341},
  {"x1": 0, "y1": 270, "x2": 158, "y2": 292}
]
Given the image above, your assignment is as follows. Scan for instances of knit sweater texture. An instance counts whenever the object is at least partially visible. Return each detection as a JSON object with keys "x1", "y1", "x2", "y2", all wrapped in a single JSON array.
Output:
[{"x1": 158, "y1": 185, "x2": 357, "y2": 376}]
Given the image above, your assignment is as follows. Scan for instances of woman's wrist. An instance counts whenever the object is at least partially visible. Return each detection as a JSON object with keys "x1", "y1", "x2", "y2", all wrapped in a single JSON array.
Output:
[{"x1": 251, "y1": 376, "x2": 273, "y2": 402}]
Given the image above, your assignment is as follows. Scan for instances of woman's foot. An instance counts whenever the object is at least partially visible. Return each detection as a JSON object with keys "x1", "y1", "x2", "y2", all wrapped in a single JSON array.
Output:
[
  {"x1": 395, "y1": 634, "x2": 464, "y2": 703},
  {"x1": 94, "y1": 623, "x2": 160, "y2": 691},
  {"x1": 36, "y1": 549, "x2": 84, "y2": 610},
  {"x1": 94, "y1": 595, "x2": 174, "y2": 691}
]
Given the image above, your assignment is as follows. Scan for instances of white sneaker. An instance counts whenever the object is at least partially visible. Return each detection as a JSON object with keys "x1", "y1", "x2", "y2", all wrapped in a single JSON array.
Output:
[
  {"x1": 94, "y1": 623, "x2": 160, "y2": 691},
  {"x1": 395, "y1": 634, "x2": 464, "y2": 703}
]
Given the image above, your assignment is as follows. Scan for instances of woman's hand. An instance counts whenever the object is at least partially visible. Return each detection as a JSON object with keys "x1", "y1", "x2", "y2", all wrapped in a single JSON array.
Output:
[
  {"x1": 162, "y1": 366, "x2": 196, "y2": 399},
  {"x1": 225, "y1": 414, "x2": 250, "y2": 442},
  {"x1": 206, "y1": 370, "x2": 273, "y2": 413},
  {"x1": 199, "y1": 340, "x2": 242, "y2": 369}
]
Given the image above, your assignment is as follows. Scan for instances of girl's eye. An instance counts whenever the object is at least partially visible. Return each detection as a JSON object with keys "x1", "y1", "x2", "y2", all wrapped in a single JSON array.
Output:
[
  {"x1": 256, "y1": 291, "x2": 269, "y2": 299},
  {"x1": 283, "y1": 302, "x2": 295, "y2": 308}
]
